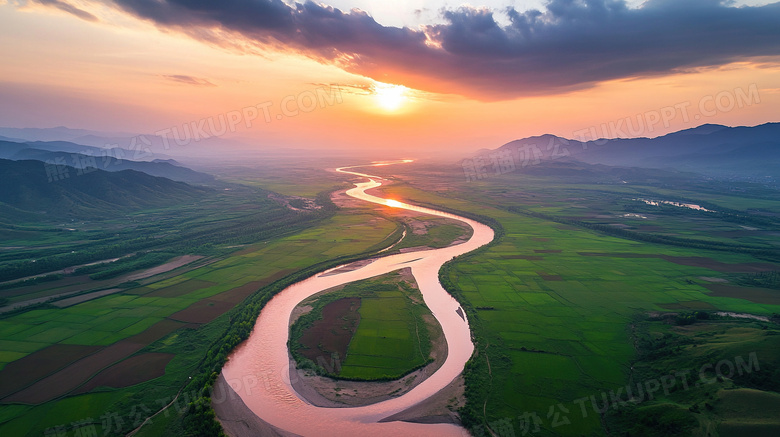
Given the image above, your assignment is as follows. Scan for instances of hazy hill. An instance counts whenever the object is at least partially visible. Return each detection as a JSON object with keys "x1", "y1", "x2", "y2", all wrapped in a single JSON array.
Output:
[
  {"x1": 152, "y1": 158, "x2": 184, "y2": 166},
  {"x1": 0, "y1": 159, "x2": 209, "y2": 219},
  {"x1": 0, "y1": 140, "x2": 214, "y2": 185},
  {"x1": 22, "y1": 140, "x2": 130, "y2": 157},
  {"x1": 0, "y1": 126, "x2": 135, "y2": 143},
  {"x1": 0, "y1": 140, "x2": 27, "y2": 157},
  {"x1": 0, "y1": 125, "x2": 256, "y2": 158},
  {"x1": 486, "y1": 123, "x2": 780, "y2": 180},
  {"x1": 0, "y1": 138, "x2": 135, "y2": 161}
]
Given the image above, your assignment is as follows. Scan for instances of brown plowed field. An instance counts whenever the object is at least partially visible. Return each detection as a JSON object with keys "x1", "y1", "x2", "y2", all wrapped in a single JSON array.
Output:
[
  {"x1": 3, "y1": 319, "x2": 184, "y2": 404},
  {"x1": 168, "y1": 299, "x2": 234, "y2": 324},
  {"x1": 75, "y1": 353, "x2": 175, "y2": 393},
  {"x1": 298, "y1": 298, "x2": 361, "y2": 367},
  {"x1": 705, "y1": 284, "x2": 780, "y2": 305},
  {"x1": 0, "y1": 344, "x2": 101, "y2": 399}
]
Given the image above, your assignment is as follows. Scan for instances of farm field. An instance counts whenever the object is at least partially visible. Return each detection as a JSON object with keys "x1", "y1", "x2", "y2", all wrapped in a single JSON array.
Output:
[
  {"x1": 291, "y1": 270, "x2": 438, "y2": 381},
  {"x1": 0, "y1": 175, "x2": 401, "y2": 437},
  {"x1": 3, "y1": 157, "x2": 779, "y2": 437},
  {"x1": 372, "y1": 163, "x2": 780, "y2": 436},
  {"x1": 0, "y1": 184, "x2": 325, "y2": 296}
]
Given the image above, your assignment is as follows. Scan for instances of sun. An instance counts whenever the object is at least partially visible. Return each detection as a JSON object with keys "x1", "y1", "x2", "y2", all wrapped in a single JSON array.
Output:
[
  {"x1": 385, "y1": 199, "x2": 403, "y2": 208},
  {"x1": 373, "y1": 82, "x2": 408, "y2": 112}
]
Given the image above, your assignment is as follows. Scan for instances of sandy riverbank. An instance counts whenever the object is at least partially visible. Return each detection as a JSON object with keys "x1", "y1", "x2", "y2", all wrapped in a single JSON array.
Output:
[
  {"x1": 212, "y1": 373, "x2": 300, "y2": 437},
  {"x1": 285, "y1": 268, "x2": 464, "y2": 423}
]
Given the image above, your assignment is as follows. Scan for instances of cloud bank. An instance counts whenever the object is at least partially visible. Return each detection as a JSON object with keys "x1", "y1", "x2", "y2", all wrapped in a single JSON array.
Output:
[{"x1": 51, "y1": 0, "x2": 780, "y2": 99}]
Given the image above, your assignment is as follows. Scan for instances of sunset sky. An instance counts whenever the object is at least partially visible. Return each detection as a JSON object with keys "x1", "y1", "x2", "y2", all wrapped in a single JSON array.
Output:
[{"x1": 1, "y1": 0, "x2": 779, "y2": 154}]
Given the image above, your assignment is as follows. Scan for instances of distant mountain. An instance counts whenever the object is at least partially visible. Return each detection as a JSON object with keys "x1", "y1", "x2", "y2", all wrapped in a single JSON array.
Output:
[
  {"x1": 0, "y1": 159, "x2": 209, "y2": 219},
  {"x1": 12, "y1": 149, "x2": 214, "y2": 185},
  {"x1": 0, "y1": 135, "x2": 27, "y2": 143},
  {"x1": 0, "y1": 126, "x2": 135, "y2": 143},
  {"x1": 667, "y1": 123, "x2": 728, "y2": 136},
  {"x1": 484, "y1": 123, "x2": 780, "y2": 180},
  {"x1": 70, "y1": 133, "x2": 170, "y2": 151},
  {"x1": 70, "y1": 133, "x2": 256, "y2": 157},
  {"x1": 0, "y1": 139, "x2": 215, "y2": 185},
  {"x1": 0, "y1": 138, "x2": 142, "y2": 162},
  {"x1": 0, "y1": 140, "x2": 27, "y2": 157},
  {"x1": 0, "y1": 127, "x2": 179, "y2": 160},
  {"x1": 0, "y1": 126, "x2": 275, "y2": 165},
  {"x1": 21, "y1": 140, "x2": 131, "y2": 158},
  {"x1": 0, "y1": 126, "x2": 258, "y2": 158},
  {"x1": 152, "y1": 158, "x2": 183, "y2": 166}
]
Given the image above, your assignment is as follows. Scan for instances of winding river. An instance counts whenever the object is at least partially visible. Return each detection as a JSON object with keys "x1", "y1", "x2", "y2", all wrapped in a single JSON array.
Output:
[{"x1": 220, "y1": 162, "x2": 494, "y2": 436}]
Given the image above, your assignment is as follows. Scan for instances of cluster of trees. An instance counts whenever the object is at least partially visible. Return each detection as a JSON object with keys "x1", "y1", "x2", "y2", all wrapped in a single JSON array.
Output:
[
  {"x1": 674, "y1": 311, "x2": 710, "y2": 326},
  {"x1": 0, "y1": 273, "x2": 63, "y2": 291},
  {"x1": 735, "y1": 271, "x2": 780, "y2": 289},
  {"x1": 0, "y1": 240, "x2": 145, "y2": 282}
]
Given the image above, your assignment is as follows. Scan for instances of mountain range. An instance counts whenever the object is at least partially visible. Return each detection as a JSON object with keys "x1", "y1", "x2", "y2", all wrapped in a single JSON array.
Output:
[
  {"x1": 0, "y1": 139, "x2": 214, "y2": 184},
  {"x1": 484, "y1": 122, "x2": 780, "y2": 180}
]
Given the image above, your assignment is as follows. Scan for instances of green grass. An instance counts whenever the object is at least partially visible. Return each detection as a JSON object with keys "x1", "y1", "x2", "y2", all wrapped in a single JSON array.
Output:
[
  {"x1": 0, "y1": 198, "x2": 401, "y2": 436},
  {"x1": 291, "y1": 271, "x2": 437, "y2": 381},
  {"x1": 0, "y1": 212, "x2": 401, "y2": 362},
  {"x1": 340, "y1": 291, "x2": 431, "y2": 379},
  {"x1": 716, "y1": 389, "x2": 780, "y2": 437},
  {"x1": 376, "y1": 173, "x2": 780, "y2": 436}
]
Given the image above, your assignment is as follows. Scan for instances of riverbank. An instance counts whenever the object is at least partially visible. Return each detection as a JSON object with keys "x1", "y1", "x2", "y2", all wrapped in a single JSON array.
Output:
[
  {"x1": 215, "y1": 162, "x2": 493, "y2": 436},
  {"x1": 287, "y1": 268, "x2": 457, "y2": 412},
  {"x1": 212, "y1": 373, "x2": 298, "y2": 437}
]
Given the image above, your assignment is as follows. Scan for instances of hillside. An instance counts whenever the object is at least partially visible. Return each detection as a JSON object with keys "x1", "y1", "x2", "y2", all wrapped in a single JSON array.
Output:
[
  {"x1": 0, "y1": 159, "x2": 210, "y2": 219},
  {"x1": 0, "y1": 139, "x2": 215, "y2": 184}
]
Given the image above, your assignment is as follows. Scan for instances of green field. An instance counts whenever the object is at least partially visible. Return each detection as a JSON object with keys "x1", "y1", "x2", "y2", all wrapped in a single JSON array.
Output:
[
  {"x1": 373, "y1": 163, "x2": 780, "y2": 436},
  {"x1": 0, "y1": 164, "x2": 404, "y2": 437},
  {"x1": 291, "y1": 271, "x2": 438, "y2": 380},
  {"x1": 341, "y1": 283, "x2": 435, "y2": 379},
  {"x1": 3, "y1": 159, "x2": 780, "y2": 437}
]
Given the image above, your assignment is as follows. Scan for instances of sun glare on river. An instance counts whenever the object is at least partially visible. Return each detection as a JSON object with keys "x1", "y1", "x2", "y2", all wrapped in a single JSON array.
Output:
[{"x1": 385, "y1": 199, "x2": 403, "y2": 208}]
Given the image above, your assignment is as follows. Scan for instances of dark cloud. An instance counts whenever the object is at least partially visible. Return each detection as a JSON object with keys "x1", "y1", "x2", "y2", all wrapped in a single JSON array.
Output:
[
  {"x1": 161, "y1": 74, "x2": 216, "y2": 87},
  {"x1": 35, "y1": 0, "x2": 98, "y2": 22},
  {"x1": 106, "y1": 0, "x2": 780, "y2": 100}
]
